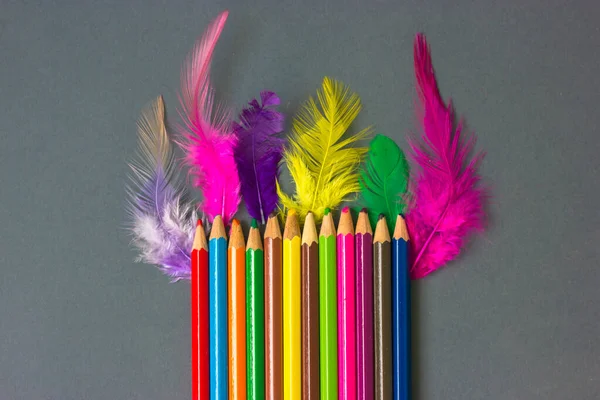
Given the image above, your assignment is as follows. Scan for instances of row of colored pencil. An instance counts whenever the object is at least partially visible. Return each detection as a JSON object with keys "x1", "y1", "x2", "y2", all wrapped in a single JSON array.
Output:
[{"x1": 191, "y1": 208, "x2": 410, "y2": 400}]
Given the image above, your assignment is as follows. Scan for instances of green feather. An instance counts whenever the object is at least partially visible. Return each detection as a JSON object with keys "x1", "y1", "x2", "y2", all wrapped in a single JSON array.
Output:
[{"x1": 358, "y1": 134, "x2": 410, "y2": 231}]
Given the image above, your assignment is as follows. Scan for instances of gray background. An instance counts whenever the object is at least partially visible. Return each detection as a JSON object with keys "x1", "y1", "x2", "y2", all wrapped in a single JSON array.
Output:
[{"x1": 1, "y1": 1, "x2": 599, "y2": 399}]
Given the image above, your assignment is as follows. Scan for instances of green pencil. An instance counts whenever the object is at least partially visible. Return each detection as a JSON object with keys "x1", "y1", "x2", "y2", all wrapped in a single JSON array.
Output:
[
  {"x1": 246, "y1": 219, "x2": 265, "y2": 400},
  {"x1": 319, "y1": 208, "x2": 338, "y2": 400}
]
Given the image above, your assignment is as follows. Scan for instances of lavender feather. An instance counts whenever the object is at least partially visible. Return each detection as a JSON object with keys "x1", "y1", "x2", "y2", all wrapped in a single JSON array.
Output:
[
  {"x1": 233, "y1": 91, "x2": 284, "y2": 224},
  {"x1": 126, "y1": 96, "x2": 198, "y2": 281}
]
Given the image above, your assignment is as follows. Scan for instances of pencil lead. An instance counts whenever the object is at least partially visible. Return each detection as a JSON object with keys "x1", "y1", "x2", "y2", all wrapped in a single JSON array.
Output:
[
  {"x1": 251, "y1": 218, "x2": 258, "y2": 229},
  {"x1": 324, "y1": 208, "x2": 331, "y2": 215},
  {"x1": 378, "y1": 213, "x2": 385, "y2": 220},
  {"x1": 342, "y1": 206, "x2": 350, "y2": 213},
  {"x1": 360, "y1": 207, "x2": 367, "y2": 213},
  {"x1": 197, "y1": 219, "x2": 203, "y2": 227}
]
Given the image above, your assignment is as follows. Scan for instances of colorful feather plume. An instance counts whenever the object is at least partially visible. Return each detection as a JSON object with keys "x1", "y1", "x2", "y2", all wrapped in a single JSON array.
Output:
[
  {"x1": 126, "y1": 96, "x2": 197, "y2": 281},
  {"x1": 177, "y1": 10, "x2": 240, "y2": 226},
  {"x1": 277, "y1": 77, "x2": 371, "y2": 222},
  {"x1": 358, "y1": 134, "x2": 410, "y2": 231},
  {"x1": 407, "y1": 34, "x2": 487, "y2": 279},
  {"x1": 233, "y1": 91, "x2": 285, "y2": 225}
]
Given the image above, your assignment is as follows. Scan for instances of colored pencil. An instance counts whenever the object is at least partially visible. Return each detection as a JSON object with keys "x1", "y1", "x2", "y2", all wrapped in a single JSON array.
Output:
[
  {"x1": 301, "y1": 212, "x2": 320, "y2": 400},
  {"x1": 192, "y1": 219, "x2": 209, "y2": 400},
  {"x1": 319, "y1": 208, "x2": 338, "y2": 400},
  {"x1": 264, "y1": 214, "x2": 283, "y2": 400},
  {"x1": 337, "y1": 207, "x2": 356, "y2": 400},
  {"x1": 246, "y1": 219, "x2": 265, "y2": 400},
  {"x1": 392, "y1": 215, "x2": 410, "y2": 400},
  {"x1": 228, "y1": 219, "x2": 246, "y2": 400},
  {"x1": 283, "y1": 210, "x2": 302, "y2": 400},
  {"x1": 373, "y1": 215, "x2": 392, "y2": 400},
  {"x1": 209, "y1": 215, "x2": 228, "y2": 400},
  {"x1": 355, "y1": 209, "x2": 374, "y2": 400}
]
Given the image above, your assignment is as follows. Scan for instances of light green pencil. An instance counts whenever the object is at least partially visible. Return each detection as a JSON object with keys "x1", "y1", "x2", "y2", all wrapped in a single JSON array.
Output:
[{"x1": 319, "y1": 208, "x2": 337, "y2": 399}]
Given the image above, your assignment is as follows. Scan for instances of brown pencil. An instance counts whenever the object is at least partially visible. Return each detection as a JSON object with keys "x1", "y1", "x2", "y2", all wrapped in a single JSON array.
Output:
[
  {"x1": 301, "y1": 212, "x2": 319, "y2": 400},
  {"x1": 264, "y1": 214, "x2": 283, "y2": 400},
  {"x1": 374, "y1": 215, "x2": 392, "y2": 400}
]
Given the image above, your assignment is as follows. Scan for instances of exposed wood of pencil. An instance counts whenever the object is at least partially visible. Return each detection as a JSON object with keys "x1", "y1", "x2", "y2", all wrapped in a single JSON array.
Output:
[
  {"x1": 247, "y1": 224, "x2": 263, "y2": 251},
  {"x1": 319, "y1": 210, "x2": 338, "y2": 399},
  {"x1": 392, "y1": 215, "x2": 410, "y2": 400},
  {"x1": 228, "y1": 219, "x2": 246, "y2": 400},
  {"x1": 209, "y1": 215, "x2": 228, "y2": 400},
  {"x1": 393, "y1": 215, "x2": 410, "y2": 242},
  {"x1": 283, "y1": 210, "x2": 301, "y2": 400},
  {"x1": 192, "y1": 219, "x2": 209, "y2": 400},
  {"x1": 301, "y1": 212, "x2": 319, "y2": 400},
  {"x1": 264, "y1": 214, "x2": 283, "y2": 400},
  {"x1": 337, "y1": 207, "x2": 354, "y2": 236},
  {"x1": 355, "y1": 210, "x2": 374, "y2": 400},
  {"x1": 373, "y1": 216, "x2": 392, "y2": 400},
  {"x1": 246, "y1": 222, "x2": 265, "y2": 400}
]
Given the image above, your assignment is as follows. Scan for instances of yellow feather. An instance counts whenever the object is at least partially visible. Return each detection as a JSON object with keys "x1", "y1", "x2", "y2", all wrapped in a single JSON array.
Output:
[{"x1": 277, "y1": 77, "x2": 372, "y2": 222}]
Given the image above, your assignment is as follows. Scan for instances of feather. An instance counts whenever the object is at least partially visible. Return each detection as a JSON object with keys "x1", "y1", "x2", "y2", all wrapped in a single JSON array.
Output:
[
  {"x1": 177, "y1": 10, "x2": 240, "y2": 226},
  {"x1": 358, "y1": 134, "x2": 410, "y2": 231},
  {"x1": 407, "y1": 33, "x2": 487, "y2": 279},
  {"x1": 233, "y1": 91, "x2": 285, "y2": 225},
  {"x1": 277, "y1": 77, "x2": 371, "y2": 222},
  {"x1": 126, "y1": 96, "x2": 197, "y2": 281}
]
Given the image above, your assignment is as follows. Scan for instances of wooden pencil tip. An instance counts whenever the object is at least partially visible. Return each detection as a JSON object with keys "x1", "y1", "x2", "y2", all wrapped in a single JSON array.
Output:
[
  {"x1": 324, "y1": 207, "x2": 331, "y2": 215},
  {"x1": 342, "y1": 206, "x2": 350, "y2": 213},
  {"x1": 360, "y1": 207, "x2": 367, "y2": 213},
  {"x1": 196, "y1": 219, "x2": 202, "y2": 227},
  {"x1": 378, "y1": 213, "x2": 386, "y2": 220},
  {"x1": 284, "y1": 209, "x2": 300, "y2": 239},
  {"x1": 250, "y1": 219, "x2": 258, "y2": 229},
  {"x1": 393, "y1": 214, "x2": 410, "y2": 241}
]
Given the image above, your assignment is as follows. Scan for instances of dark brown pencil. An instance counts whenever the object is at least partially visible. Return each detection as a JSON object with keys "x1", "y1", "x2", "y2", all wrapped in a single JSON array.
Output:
[
  {"x1": 264, "y1": 214, "x2": 283, "y2": 400},
  {"x1": 301, "y1": 212, "x2": 320, "y2": 400},
  {"x1": 374, "y1": 215, "x2": 392, "y2": 400}
]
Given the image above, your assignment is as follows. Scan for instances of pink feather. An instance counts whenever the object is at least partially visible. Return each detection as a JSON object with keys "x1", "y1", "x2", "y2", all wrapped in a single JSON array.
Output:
[
  {"x1": 177, "y1": 10, "x2": 240, "y2": 226},
  {"x1": 407, "y1": 33, "x2": 487, "y2": 279}
]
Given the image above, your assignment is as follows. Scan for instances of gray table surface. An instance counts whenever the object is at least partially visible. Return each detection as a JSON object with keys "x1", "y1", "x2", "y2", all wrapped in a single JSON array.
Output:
[{"x1": 1, "y1": 1, "x2": 599, "y2": 399}]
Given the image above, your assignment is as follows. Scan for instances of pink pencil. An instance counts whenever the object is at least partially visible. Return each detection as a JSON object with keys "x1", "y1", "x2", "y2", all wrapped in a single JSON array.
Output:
[{"x1": 337, "y1": 207, "x2": 356, "y2": 400}]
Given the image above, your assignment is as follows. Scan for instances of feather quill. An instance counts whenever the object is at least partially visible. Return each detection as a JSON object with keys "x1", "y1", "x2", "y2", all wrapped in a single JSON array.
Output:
[
  {"x1": 126, "y1": 96, "x2": 197, "y2": 281},
  {"x1": 407, "y1": 34, "x2": 487, "y2": 279},
  {"x1": 277, "y1": 77, "x2": 371, "y2": 222},
  {"x1": 233, "y1": 91, "x2": 284, "y2": 225},
  {"x1": 358, "y1": 134, "x2": 410, "y2": 231},
  {"x1": 177, "y1": 10, "x2": 240, "y2": 226}
]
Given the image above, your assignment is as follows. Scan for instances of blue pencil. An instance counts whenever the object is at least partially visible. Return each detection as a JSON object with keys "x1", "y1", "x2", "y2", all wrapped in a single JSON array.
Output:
[
  {"x1": 209, "y1": 215, "x2": 228, "y2": 400},
  {"x1": 392, "y1": 214, "x2": 410, "y2": 400}
]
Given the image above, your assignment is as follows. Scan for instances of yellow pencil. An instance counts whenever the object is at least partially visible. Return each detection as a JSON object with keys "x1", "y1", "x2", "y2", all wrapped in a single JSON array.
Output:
[{"x1": 283, "y1": 210, "x2": 301, "y2": 400}]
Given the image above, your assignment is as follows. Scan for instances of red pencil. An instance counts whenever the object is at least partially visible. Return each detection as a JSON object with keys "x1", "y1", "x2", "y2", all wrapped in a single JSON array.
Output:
[{"x1": 192, "y1": 219, "x2": 209, "y2": 400}]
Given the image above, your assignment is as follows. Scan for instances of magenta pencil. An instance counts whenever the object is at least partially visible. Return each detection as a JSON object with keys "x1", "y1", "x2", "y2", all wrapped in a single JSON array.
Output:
[
  {"x1": 355, "y1": 209, "x2": 373, "y2": 399},
  {"x1": 337, "y1": 207, "x2": 356, "y2": 400}
]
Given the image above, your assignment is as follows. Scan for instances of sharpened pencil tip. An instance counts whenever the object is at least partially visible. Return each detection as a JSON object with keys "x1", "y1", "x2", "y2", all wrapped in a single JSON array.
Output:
[
  {"x1": 324, "y1": 208, "x2": 331, "y2": 215},
  {"x1": 196, "y1": 219, "x2": 202, "y2": 227},
  {"x1": 342, "y1": 206, "x2": 350, "y2": 213},
  {"x1": 250, "y1": 219, "x2": 258, "y2": 229},
  {"x1": 378, "y1": 213, "x2": 386, "y2": 220},
  {"x1": 360, "y1": 207, "x2": 367, "y2": 213}
]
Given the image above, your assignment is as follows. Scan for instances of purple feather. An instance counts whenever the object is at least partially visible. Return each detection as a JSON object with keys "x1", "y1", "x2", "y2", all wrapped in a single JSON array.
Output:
[
  {"x1": 233, "y1": 91, "x2": 285, "y2": 224},
  {"x1": 126, "y1": 96, "x2": 199, "y2": 281}
]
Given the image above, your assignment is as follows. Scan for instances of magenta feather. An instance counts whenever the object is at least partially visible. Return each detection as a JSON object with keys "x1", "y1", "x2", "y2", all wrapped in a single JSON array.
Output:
[
  {"x1": 407, "y1": 33, "x2": 487, "y2": 279},
  {"x1": 177, "y1": 10, "x2": 240, "y2": 226},
  {"x1": 233, "y1": 91, "x2": 285, "y2": 225}
]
